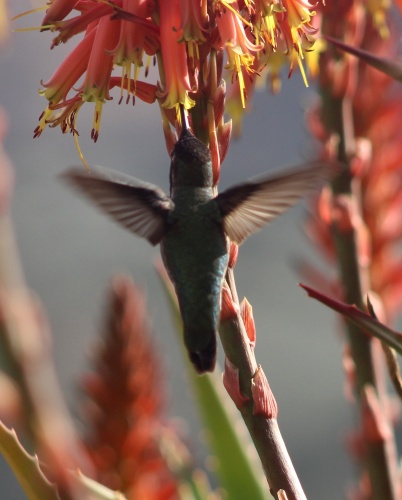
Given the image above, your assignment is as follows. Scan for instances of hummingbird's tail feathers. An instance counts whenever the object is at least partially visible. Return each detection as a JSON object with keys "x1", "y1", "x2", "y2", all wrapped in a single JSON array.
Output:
[
  {"x1": 184, "y1": 328, "x2": 216, "y2": 374},
  {"x1": 62, "y1": 167, "x2": 173, "y2": 245},
  {"x1": 216, "y1": 160, "x2": 342, "y2": 245}
]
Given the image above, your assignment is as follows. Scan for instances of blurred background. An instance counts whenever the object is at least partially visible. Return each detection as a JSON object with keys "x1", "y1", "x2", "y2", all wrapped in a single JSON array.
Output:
[{"x1": 0, "y1": 2, "x2": 357, "y2": 498}]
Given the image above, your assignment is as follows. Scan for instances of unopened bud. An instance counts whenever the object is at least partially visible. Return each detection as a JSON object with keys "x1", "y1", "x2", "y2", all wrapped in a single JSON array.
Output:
[
  {"x1": 221, "y1": 285, "x2": 238, "y2": 321},
  {"x1": 331, "y1": 194, "x2": 355, "y2": 233},
  {"x1": 217, "y1": 120, "x2": 232, "y2": 165},
  {"x1": 318, "y1": 186, "x2": 333, "y2": 225},
  {"x1": 240, "y1": 298, "x2": 256, "y2": 347},
  {"x1": 251, "y1": 366, "x2": 278, "y2": 419},
  {"x1": 213, "y1": 84, "x2": 225, "y2": 125},
  {"x1": 222, "y1": 356, "x2": 249, "y2": 409},
  {"x1": 350, "y1": 138, "x2": 372, "y2": 178},
  {"x1": 342, "y1": 344, "x2": 356, "y2": 402},
  {"x1": 228, "y1": 242, "x2": 238, "y2": 269},
  {"x1": 361, "y1": 385, "x2": 391, "y2": 443}
]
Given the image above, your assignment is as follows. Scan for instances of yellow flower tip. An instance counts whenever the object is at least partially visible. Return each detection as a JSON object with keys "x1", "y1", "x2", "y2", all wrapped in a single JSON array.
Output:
[
  {"x1": 297, "y1": 54, "x2": 309, "y2": 87},
  {"x1": 160, "y1": 91, "x2": 195, "y2": 111},
  {"x1": 11, "y1": 5, "x2": 48, "y2": 22},
  {"x1": 237, "y1": 70, "x2": 246, "y2": 109},
  {"x1": 219, "y1": 0, "x2": 252, "y2": 29},
  {"x1": 33, "y1": 107, "x2": 54, "y2": 138}
]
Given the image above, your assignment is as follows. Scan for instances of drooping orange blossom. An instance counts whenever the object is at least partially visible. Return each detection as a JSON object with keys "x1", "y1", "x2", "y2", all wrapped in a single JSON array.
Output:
[{"x1": 26, "y1": 0, "x2": 319, "y2": 147}]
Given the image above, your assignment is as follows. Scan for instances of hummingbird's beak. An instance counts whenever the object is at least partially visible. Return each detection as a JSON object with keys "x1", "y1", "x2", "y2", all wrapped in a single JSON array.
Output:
[{"x1": 179, "y1": 103, "x2": 190, "y2": 135}]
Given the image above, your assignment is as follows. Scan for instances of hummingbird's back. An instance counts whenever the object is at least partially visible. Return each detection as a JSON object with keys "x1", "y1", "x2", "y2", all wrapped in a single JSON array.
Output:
[{"x1": 161, "y1": 190, "x2": 229, "y2": 372}]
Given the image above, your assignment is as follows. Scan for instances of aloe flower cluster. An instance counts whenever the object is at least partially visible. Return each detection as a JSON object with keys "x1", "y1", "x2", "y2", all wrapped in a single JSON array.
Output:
[
  {"x1": 34, "y1": 0, "x2": 318, "y2": 172},
  {"x1": 81, "y1": 277, "x2": 179, "y2": 498}
]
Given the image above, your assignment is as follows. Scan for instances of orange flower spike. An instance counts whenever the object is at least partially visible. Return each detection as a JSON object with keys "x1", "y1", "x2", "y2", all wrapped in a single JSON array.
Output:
[
  {"x1": 82, "y1": 16, "x2": 122, "y2": 142},
  {"x1": 158, "y1": 0, "x2": 195, "y2": 110},
  {"x1": 215, "y1": 0, "x2": 262, "y2": 108}
]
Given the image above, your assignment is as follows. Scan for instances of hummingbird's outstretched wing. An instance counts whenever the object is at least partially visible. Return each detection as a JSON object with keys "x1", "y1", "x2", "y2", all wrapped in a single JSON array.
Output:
[
  {"x1": 62, "y1": 167, "x2": 173, "y2": 246},
  {"x1": 216, "y1": 161, "x2": 338, "y2": 245}
]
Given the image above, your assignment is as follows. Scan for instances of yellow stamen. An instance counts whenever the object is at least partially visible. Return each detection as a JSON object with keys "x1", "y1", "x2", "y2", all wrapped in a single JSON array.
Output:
[
  {"x1": 11, "y1": 6, "x2": 47, "y2": 21},
  {"x1": 219, "y1": 0, "x2": 253, "y2": 29},
  {"x1": 134, "y1": 64, "x2": 141, "y2": 84},
  {"x1": 296, "y1": 54, "x2": 309, "y2": 87},
  {"x1": 175, "y1": 104, "x2": 181, "y2": 127},
  {"x1": 234, "y1": 54, "x2": 246, "y2": 108},
  {"x1": 13, "y1": 25, "x2": 54, "y2": 32},
  {"x1": 73, "y1": 130, "x2": 91, "y2": 172},
  {"x1": 97, "y1": 0, "x2": 123, "y2": 12}
]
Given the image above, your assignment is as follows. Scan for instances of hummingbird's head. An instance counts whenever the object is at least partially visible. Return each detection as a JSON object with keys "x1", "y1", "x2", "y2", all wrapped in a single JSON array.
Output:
[{"x1": 170, "y1": 129, "x2": 213, "y2": 189}]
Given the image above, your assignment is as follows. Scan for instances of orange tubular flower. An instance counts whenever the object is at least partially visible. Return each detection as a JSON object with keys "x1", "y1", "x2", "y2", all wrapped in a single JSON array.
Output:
[
  {"x1": 178, "y1": 0, "x2": 207, "y2": 73},
  {"x1": 157, "y1": 0, "x2": 195, "y2": 110},
  {"x1": 47, "y1": 3, "x2": 114, "y2": 48},
  {"x1": 41, "y1": 0, "x2": 80, "y2": 26},
  {"x1": 81, "y1": 15, "x2": 121, "y2": 141},
  {"x1": 215, "y1": 0, "x2": 262, "y2": 108},
  {"x1": 110, "y1": 0, "x2": 160, "y2": 103}
]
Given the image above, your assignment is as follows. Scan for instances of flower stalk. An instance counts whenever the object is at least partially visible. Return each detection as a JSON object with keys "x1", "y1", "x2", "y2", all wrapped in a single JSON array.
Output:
[
  {"x1": 219, "y1": 262, "x2": 306, "y2": 499},
  {"x1": 303, "y1": 3, "x2": 402, "y2": 496}
]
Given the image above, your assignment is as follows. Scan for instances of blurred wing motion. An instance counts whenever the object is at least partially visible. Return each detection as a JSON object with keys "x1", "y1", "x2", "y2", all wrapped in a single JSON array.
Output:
[
  {"x1": 62, "y1": 167, "x2": 173, "y2": 246},
  {"x1": 216, "y1": 161, "x2": 339, "y2": 245}
]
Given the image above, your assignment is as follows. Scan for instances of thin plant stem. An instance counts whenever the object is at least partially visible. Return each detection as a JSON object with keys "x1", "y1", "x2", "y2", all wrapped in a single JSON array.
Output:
[{"x1": 219, "y1": 268, "x2": 306, "y2": 500}]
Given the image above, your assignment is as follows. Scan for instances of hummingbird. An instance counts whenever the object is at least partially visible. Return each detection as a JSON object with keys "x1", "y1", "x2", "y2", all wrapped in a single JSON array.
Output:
[{"x1": 63, "y1": 112, "x2": 336, "y2": 374}]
